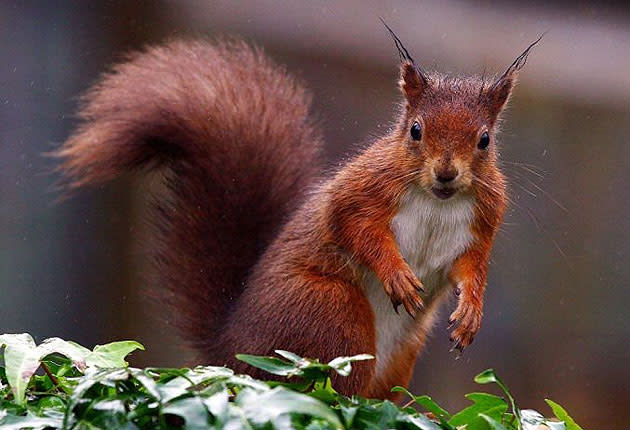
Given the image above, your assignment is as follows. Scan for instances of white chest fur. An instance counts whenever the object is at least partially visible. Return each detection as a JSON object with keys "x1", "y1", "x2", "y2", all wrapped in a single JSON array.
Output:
[{"x1": 364, "y1": 187, "x2": 475, "y2": 376}]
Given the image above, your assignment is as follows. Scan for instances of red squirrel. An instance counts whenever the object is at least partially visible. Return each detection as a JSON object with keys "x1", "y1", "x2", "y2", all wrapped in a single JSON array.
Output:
[{"x1": 58, "y1": 27, "x2": 538, "y2": 399}]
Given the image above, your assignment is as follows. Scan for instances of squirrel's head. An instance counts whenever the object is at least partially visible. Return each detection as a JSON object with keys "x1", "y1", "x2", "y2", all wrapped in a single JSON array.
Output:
[{"x1": 383, "y1": 20, "x2": 541, "y2": 200}]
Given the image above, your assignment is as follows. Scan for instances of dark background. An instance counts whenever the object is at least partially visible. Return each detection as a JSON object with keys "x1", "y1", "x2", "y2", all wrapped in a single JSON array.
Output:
[{"x1": 2, "y1": 1, "x2": 629, "y2": 427}]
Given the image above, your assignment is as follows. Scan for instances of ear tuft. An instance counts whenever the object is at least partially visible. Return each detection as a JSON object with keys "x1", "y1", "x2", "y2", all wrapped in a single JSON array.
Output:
[
  {"x1": 486, "y1": 33, "x2": 544, "y2": 117},
  {"x1": 379, "y1": 19, "x2": 428, "y2": 106}
]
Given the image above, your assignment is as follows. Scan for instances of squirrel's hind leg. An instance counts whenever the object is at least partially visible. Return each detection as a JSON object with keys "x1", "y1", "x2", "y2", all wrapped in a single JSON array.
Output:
[
  {"x1": 220, "y1": 274, "x2": 378, "y2": 397},
  {"x1": 311, "y1": 277, "x2": 377, "y2": 397}
]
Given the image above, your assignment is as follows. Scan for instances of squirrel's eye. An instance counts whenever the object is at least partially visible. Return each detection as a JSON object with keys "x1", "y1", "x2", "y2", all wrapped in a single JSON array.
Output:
[
  {"x1": 478, "y1": 131, "x2": 490, "y2": 150},
  {"x1": 410, "y1": 121, "x2": 422, "y2": 141}
]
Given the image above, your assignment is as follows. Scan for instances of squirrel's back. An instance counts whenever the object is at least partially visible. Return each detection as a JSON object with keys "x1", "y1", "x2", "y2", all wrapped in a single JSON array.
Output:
[{"x1": 58, "y1": 39, "x2": 323, "y2": 351}]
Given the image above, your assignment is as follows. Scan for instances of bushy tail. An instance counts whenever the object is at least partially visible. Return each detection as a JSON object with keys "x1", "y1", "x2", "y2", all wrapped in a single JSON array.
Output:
[{"x1": 58, "y1": 39, "x2": 322, "y2": 350}]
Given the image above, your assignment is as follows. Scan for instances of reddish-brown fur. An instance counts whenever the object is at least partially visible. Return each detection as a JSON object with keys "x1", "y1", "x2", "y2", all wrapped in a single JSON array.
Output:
[{"x1": 58, "y1": 37, "x2": 530, "y2": 398}]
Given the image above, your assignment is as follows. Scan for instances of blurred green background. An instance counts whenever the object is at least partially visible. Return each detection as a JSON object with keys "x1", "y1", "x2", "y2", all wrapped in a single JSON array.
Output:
[{"x1": 1, "y1": 1, "x2": 629, "y2": 427}]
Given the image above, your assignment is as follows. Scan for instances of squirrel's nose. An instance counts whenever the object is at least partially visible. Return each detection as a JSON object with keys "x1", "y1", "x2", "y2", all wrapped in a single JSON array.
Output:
[{"x1": 435, "y1": 168, "x2": 458, "y2": 183}]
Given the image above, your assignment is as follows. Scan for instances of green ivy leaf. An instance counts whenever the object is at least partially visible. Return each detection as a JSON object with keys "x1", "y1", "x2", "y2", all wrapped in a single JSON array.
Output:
[
  {"x1": 520, "y1": 409, "x2": 567, "y2": 430},
  {"x1": 163, "y1": 396, "x2": 211, "y2": 430},
  {"x1": 236, "y1": 354, "x2": 298, "y2": 376},
  {"x1": 327, "y1": 354, "x2": 373, "y2": 377},
  {"x1": 448, "y1": 393, "x2": 508, "y2": 429},
  {"x1": 28, "y1": 396, "x2": 66, "y2": 416},
  {"x1": 85, "y1": 398, "x2": 135, "y2": 430},
  {"x1": 63, "y1": 368, "x2": 130, "y2": 429},
  {"x1": 397, "y1": 413, "x2": 443, "y2": 430},
  {"x1": 128, "y1": 368, "x2": 161, "y2": 400},
  {"x1": 308, "y1": 387, "x2": 337, "y2": 405},
  {"x1": 184, "y1": 366, "x2": 234, "y2": 386},
  {"x1": 239, "y1": 386, "x2": 342, "y2": 428},
  {"x1": 275, "y1": 350, "x2": 304, "y2": 363},
  {"x1": 223, "y1": 374, "x2": 270, "y2": 392},
  {"x1": 84, "y1": 341, "x2": 144, "y2": 368},
  {"x1": 355, "y1": 399, "x2": 400, "y2": 429},
  {"x1": 0, "y1": 413, "x2": 63, "y2": 430},
  {"x1": 0, "y1": 334, "x2": 38, "y2": 405},
  {"x1": 545, "y1": 399, "x2": 584, "y2": 430},
  {"x1": 37, "y1": 338, "x2": 88, "y2": 371},
  {"x1": 340, "y1": 404, "x2": 358, "y2": 428},
  {"x1": 479, "y1": 413, "x2": 508, "y2": 430},
  {"x1": 156, "y1": 375, "x2": 196, "y2": 403},
  {"x1": 392, "y1": 386, "x2": 452, "y2": 427},
  {"x1": 474, "y1": 369, "x2": 521, "y2": 429},
  {"x1": 474, "y1": 369, "x2": 500, "y2": 385},
  {"x1": 202, "y1": 389, "x2": 229, "y2": 425}
]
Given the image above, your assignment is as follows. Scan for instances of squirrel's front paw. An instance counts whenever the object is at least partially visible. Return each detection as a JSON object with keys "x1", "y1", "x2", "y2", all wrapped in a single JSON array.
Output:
[
  {"x1": 383, "y1": 267, "x2": 424, "y2": 317},
  {"x1": 448, "y1": 291, "x2": 482, "y2": 354}
]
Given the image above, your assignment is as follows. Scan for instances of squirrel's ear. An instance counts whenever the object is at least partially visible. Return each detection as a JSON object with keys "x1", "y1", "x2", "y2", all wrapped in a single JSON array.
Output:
[
  {"x1": 400, "y1": 62, "x2": 427, "y2": 106},
  {"x1": 486, "y1": 74, "x2": 516, "y2": 118},
  {"x1": 380, "y1": 19, "x2": 428, "y2": 107},
  {"x1": 486, "y1": 34, "x2": 543, "y2": 117}
]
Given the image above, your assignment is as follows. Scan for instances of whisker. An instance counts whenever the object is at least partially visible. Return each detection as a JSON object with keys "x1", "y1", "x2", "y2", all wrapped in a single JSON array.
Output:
[
  {"x1": 505, "y1": 165, "x2": 545, "y2": 187},
  {"x1": 509, "y1": 180, "x2": 537, "y2": 198},
  {"x1": 471, "y1": 174, "x2": 516, "y2": 205},
  {"x1": 503, "y1": 160, "x2": 547, "y2": 175},
  {"x1": 509, "y1": 166, "x2": 568, "y2": 213},
  {"x1": 523, "y1": 205, "x2": 542, "y2": 230},
  {"x1": 516, "y1": 164, "x2": 544, "y2": 179},
  {"x1": 551, "y1": 236, "x2": 571, "y2": 266},
  {"x1": 471, "y1": 174, "x2": 500, "y2": 194},
  {"x1": 397, "y1": 169, "x2": 422, "y2": 185},
  {"x1": 504, "y1": 165, "x2": 571, "y2": 265},
  {"x1": 519, "y1": 175, "x2": 568, "y2": 213}
]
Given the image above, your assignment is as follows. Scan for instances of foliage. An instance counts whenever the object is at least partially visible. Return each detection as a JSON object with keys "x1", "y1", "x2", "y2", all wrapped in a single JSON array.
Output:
[{"x1": 0, "y1": 333, "x2": 584, "y2": 430}]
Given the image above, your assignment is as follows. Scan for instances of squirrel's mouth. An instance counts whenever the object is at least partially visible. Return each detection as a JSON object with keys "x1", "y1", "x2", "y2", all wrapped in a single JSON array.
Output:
[{"x1": 431, "y1": 187, "x2": 457, "y2": 200}]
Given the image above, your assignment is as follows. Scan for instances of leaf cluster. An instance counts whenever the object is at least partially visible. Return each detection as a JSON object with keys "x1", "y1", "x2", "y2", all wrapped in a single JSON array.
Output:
[{"x1": 0, "y1": 334, "x2": 585, "y2": 430}]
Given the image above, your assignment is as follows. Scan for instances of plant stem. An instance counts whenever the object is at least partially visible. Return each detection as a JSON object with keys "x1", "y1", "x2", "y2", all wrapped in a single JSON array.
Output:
[
  {"x1": 495, "y1": 378, "x2": 521, "y2": 430},
  {"x1": 402, "y1": 399, "x2": 415, "y2": 409},
  {"x1": 41, "y1": 362, "x2": 59, "y2": 387}
]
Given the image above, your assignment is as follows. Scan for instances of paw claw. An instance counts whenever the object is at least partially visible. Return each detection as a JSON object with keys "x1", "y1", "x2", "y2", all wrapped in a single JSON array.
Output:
[
  {"x1": 448, "y1": 291, "x2": 482, "y2": 353},
  {"x1": 403, "y1": 301, "x2": 416, "y2": 318},
  {"x1": 383, "y1": 267, "x2": 424, "y2": 318},
  {"x1": 391, "y1": 299, "x2": 401, "y2": 314}
]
